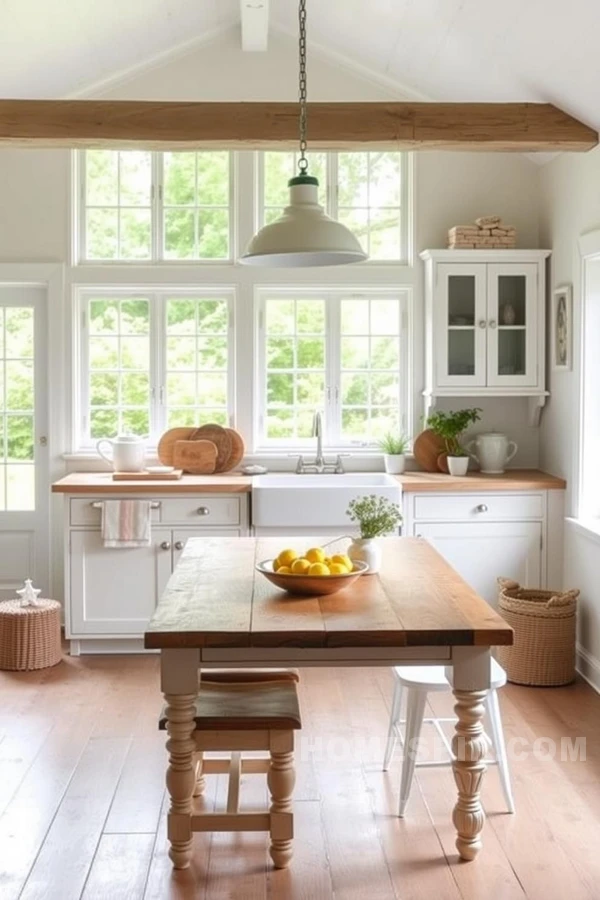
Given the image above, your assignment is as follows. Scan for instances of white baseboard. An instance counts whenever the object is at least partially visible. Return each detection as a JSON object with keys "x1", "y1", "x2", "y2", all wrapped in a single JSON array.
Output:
[{"x1": 576, "y1": 643, "x2": 600, "y2": 694}]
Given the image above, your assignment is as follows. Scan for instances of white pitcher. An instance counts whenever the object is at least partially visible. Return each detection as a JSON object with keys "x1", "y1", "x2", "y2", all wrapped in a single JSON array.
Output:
[
  {"x1": 466, "y1": 432, "x2": 518, "y2": 475},
  {"x1": 96, "y1": 435, "x2": 146, "y2": 472}
]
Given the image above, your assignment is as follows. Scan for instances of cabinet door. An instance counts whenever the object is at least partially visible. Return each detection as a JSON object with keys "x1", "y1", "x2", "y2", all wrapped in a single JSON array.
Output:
[
  {"x1": 486, "y1": 263, "x2": 538, "y2": 387},
  {"x1": 69, "y1": 528, "x2": 172, "y2": 635},
  {"x1": 434, "y1": 264, "x2": 487, "y2": 388},
  {"x1": 171, "y1": 528, "x2": 243, "y2": 568},
  {"x1": 415, "y1": 521, "x2": 542, "y2": 608}
]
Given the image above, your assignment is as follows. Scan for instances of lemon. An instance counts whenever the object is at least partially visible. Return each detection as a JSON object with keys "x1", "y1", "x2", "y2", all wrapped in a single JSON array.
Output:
[
  {"x1": 323, "y1": 557, "x2": 332, "y2": 566},
  {"x1": 328, "y1": 562, "x2": 348, "y2": 575},
  {"x1": 291, "y1": 557, "x2": 311, "y2": 575},
  {"x1": 308, "y1": 562, "x2": 330, "y2": 576},
  {"x1": 277, "y1": 566, "x2": 292, "y2": 575},
  {"x1": 272, "y1": 558, "x2": 282, "y2": 571},
  {"x1": 305, "y1": 547, "x2": 325, "y2": 564},
  {"x1": 331, "y1": 554, "x2": 353, "y2": 571},
  {"x1": 278, "y1": 548, "x2": 299, "y2": 567}
]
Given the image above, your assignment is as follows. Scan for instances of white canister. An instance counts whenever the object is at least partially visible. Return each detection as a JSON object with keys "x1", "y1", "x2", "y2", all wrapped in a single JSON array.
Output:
[
  {"x1": 96, "y1": 435, "x2": 146, "y2": 472},
  {"x1": 466, "y1": 433, "x2": 518, "y2": 475}
]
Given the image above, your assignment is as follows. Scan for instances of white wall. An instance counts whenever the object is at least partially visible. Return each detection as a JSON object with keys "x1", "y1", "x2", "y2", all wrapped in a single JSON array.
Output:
[
  {"x1": 539, "y1": 145, "x2": 600, "y2": 689},
  {"x1": 0, "y1": 30, "x2": 541, "y2": 457}
]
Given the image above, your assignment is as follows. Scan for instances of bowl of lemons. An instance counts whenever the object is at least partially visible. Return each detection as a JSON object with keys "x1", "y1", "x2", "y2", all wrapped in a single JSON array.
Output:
[{"x1": 256, "y1": 546, "x2": 368, "y2": 596}]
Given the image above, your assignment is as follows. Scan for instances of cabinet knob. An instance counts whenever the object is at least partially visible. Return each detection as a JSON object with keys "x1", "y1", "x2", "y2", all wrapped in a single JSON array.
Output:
[
  {"x1": 160, "y1": 541, "x2": 171, "y2": 550},
  {"x1": 174, "y1": 541, "x2": 184, "y2": 551},
  {"x1": 197, "y1": 506, "x2": 210, "y2": 516},
  {"x1": 489, "y1": 319, "x2": 497, "y2": 329},
  {"x1": 475, "y1": 504, "x2": 488, "y2": 513},
  {"x1": 478, "y1": 319, "x2": 487, "y2": 328}
]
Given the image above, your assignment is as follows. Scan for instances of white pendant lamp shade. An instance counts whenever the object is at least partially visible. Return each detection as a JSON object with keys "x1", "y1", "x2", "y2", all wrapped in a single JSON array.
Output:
[{"x1": 240, "y1": 177, "x2": 367, "y2": 268}]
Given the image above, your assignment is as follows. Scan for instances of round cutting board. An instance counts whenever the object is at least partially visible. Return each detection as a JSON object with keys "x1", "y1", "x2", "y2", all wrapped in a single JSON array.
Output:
[
  {"x1": 412, "y1": 429, "x2": 446, "y2": 473},
  {"x1": 224, "y1": 428, "x2": 245, "y2": 472},
  {"x1": 190, "y1": 424, "x2": 233, "y2": 473},
  {"x1": 157, "y1": 427, "x2": 196, "y2": 466}
]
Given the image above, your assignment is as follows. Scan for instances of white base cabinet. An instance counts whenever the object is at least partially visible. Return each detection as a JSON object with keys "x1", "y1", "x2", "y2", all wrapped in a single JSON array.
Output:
[
  {"x1": 64, "y1": 492, "x2": 249, "y2": 654},
  {"x1": 402, "y1": 489, "x2": 563, "y2": 609}
]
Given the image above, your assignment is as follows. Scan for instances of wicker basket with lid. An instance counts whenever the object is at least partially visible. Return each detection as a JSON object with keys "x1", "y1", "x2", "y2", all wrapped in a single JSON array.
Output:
[
  {"x1": 0, "y1": 598, "x2": 62, "y2": 671},
  {"x1": 496, "y1": 577, "x2": 579, "y2": 686}
]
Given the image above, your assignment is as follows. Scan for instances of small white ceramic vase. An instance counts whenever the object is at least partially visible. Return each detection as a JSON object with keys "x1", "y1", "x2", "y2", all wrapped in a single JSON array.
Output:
[
  {"x1": 447, "y1": 455, "x2": 469, "y2": 476},
  {"x1": 348, "y1": 538, "x2": 382, "y2": 575},
  {"x1": 383, "y1": 453, "x2": 406, "y2": 475}
]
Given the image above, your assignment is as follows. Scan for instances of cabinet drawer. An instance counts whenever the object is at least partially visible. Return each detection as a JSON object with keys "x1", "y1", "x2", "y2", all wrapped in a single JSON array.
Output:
[
  {"x1": 413, "y1": 492, "x2": 545, "y2": 522},
  {"x1": 160, "y1": 496, "x2": 241, "y2": 526},
  {"x1": 70, "y1": 498, "x2": 163, "y2": 527}
]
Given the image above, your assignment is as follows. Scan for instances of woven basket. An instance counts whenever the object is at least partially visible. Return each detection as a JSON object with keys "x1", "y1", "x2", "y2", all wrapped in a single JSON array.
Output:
[
  {"x1": 496, "y1": 578, "x2": 579, "y2": 686},
  {"x1": 0, "y1": 599, "x2": 62, "y2": 671}
]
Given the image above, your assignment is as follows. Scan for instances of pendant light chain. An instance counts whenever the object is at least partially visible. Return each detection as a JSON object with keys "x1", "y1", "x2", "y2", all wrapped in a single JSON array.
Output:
[{"x1": 298, "y1": 0, "x2": 308, "y2": 174}]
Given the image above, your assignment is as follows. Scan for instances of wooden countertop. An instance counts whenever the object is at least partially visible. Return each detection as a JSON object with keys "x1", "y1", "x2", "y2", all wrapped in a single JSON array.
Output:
[
  {"x1": 396, "y1": 469, "x2": 565, "y2": 492},
  {"x1": 51, "y1": 472, "x2": 253, "y2": 493},
  {"x1": 144, "y1": 536, "x2": 513, "y2": 650},
  {"x1": 52, "y1": 469, "x2": 565, "y2": 494}
]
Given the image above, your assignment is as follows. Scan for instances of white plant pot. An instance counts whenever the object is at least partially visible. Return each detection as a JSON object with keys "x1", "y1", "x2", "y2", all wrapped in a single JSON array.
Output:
[
  {"x1": 447, "y1": 455, "x2": 469, "y2": 476},
  {"x1": 383, "y1": 453, "x2": 406, "y2": 474},
  {"x1": 348, "y1": 538, "x2": 382, "y2": 575}
]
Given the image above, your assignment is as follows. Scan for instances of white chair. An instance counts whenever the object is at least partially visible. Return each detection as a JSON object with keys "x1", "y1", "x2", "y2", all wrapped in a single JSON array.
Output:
[{"x1": 382, "y1": 658, "x2": 515, "y2": 816}]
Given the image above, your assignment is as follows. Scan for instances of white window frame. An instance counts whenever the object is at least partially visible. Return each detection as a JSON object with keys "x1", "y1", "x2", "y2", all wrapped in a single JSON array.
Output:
[
  {"x1": 256, "y1": 151, "x2": 412, "y2": 265},
  {"x1": 74, "y1": 285, "x2": 236, "y2": 450},
  {"x1": 254, "y1": 286, "x2": 411, "y2": 452},
  {"x1": 75, "y1": 150, "x2": 236, "y2": 265}
]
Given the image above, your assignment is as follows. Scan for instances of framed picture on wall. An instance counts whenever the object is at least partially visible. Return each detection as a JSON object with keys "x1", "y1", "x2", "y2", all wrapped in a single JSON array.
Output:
[{"x1": 551, "y1": 284, "x2": 572, "y2": 371}]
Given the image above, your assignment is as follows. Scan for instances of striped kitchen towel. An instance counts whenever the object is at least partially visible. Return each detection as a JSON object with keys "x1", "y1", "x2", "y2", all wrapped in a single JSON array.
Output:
[{"x1": 101, "y1": 500, "x2": 152, "y2": 548}]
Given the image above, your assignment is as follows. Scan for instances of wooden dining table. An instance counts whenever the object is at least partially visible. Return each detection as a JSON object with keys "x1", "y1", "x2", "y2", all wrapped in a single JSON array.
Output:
[{"x1": 145, "y1": 535, "x2": 513, "y2": 868}]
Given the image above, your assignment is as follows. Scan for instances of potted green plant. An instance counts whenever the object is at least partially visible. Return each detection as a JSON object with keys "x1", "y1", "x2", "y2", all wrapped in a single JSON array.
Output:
[
  {"x1": 378, "y1": 432, "x2": 410, "y2": 474},
  {"x1": 345, "y1": 494, "x2": 402, "y2": 574},
  {"x1": 426, "y1": 407, "x2": 482, "y2": 476}
]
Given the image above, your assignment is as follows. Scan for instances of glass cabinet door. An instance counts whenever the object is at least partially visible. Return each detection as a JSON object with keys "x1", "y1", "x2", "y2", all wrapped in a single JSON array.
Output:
[
  {"x1": 486, "y1": 264, "x2": 537, "y2": 387},
  {"x1": 435, "y1": 264, "x2": 487, "y2": 387}
]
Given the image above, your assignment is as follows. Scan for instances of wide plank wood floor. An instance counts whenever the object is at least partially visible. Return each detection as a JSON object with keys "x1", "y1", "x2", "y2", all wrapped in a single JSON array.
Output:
[{"x1": 1, "y1": 655, "x2": 599, "y2": 900}]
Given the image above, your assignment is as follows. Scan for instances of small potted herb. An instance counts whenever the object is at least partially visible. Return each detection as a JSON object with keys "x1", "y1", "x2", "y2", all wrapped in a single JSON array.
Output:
[
  {"x1": 378, "y1": 432, "x2": 410, "y2": 474},
  {"x1": 426, "y1": 407, "x2": 482, "y2": 476},
  {"x1": 345, "y1": 494, "x2": 402, "y2": 574}
]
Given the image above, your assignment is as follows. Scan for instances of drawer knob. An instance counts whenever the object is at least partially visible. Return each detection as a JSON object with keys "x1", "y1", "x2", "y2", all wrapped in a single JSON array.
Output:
[
  {"x1": 475, "y1": 504, "x2": 488, "y2": 513},
  {"x1": 197, "y1": 506, "x2": 210, "y2": 516},
  {"x1": 160, "y1": 541, "x2": 171, "y2": 550},
  {"x1": 174, "y1": 541, "x2": 184, "y2": 551}
]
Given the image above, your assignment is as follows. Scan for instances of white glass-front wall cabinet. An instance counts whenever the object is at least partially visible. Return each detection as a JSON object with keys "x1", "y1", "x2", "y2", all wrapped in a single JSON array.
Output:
[
  {"x1": 421, "y1": 250, "x2": 550, "y2": 412},
  {"x1": 65, "y1": 493, "x2": 250, "y2": 654}
]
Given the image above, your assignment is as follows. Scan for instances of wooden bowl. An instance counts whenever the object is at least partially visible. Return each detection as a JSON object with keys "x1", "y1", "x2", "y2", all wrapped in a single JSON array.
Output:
[{"x1": 256, "y1": 559, "x2": 369, "y2": 596}]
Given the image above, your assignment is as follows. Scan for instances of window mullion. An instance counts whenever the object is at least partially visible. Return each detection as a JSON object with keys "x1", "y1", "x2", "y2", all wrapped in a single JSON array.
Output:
[
  {"x1": 152, "y1": 292, "x2": 166, "y2": 443},
  {"x1": 326, "y1": 294, "x2": 340, "y2": 447},
  {"x1": 153, "y1": 152, "x2": 163, "y2": 261}
]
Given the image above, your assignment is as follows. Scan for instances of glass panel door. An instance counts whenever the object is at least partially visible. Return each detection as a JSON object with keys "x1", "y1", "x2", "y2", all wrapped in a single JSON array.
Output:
[
  {"x1": 435, "y1": 264, "x2": 487, "y2": 388},
  {"x1": 487, "y1": 264, "x2": 538, "y2": 387},
  {"x1": 0, "y1": 286, "x2": 49, "y2": 599}
]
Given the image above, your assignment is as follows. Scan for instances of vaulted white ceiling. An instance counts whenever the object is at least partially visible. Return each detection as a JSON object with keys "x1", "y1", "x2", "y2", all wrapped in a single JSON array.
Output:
[{"x1": 1, "y1": 0, "x2": 599, "y2": 129}]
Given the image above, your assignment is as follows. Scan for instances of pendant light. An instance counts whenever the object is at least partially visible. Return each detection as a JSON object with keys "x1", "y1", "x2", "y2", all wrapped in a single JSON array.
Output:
[{"x1": 239, "y1": 0, "x2": 368, "y2": 267}]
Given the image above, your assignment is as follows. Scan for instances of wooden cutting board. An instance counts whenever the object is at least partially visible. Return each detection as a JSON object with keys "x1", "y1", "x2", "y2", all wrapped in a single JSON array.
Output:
[
  {"x1": 413, "y1": 429, "x2": 447, "y2": 473},
  {"x1": 157, "y1": 427, "x2": 195, "y2": 466},
  {"x1": 224, "y1": 428, "x2": 245, "y2": 472},
  {"x1": 173, "y1": 440, "x2": 218, "y2": 474},
  {"x1": 190, "y1": 424, "x2": 233, "y2": 473}
]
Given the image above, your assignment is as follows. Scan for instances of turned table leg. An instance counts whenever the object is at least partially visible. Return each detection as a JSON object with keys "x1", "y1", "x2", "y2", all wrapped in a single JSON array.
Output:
[
  {"x1": 448, "y1": 647, "x2": 491, "y2": 862},
  {"x1": 161, "y1": 649, "x2": 200, "y2": 870},
  {"x1": 267, "y1": 732, "x2": 295, "y2": 869}
]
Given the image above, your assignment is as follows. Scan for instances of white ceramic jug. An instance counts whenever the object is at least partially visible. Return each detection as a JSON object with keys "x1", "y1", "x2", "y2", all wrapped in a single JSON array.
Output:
[
  {"x1": 96, "y1": 435, "x2": 146, "y2": 472},
  {"x1": 466, "y1": 432, "x2": 518, "y2": 475}
]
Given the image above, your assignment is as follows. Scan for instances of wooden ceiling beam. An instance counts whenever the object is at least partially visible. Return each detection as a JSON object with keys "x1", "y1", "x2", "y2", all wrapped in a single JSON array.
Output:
[{"x1": 0, "y1": 100, "x2": 594, "y2": 152}]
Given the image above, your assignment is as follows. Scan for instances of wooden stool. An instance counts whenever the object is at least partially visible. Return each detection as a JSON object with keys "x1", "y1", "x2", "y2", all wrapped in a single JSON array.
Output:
[
  {"x1": 382, "y1": 659, "x2": 514, "y2": 816},
  {"x1": 159, "y1": 669, "x2": 302, "y2": 869}
]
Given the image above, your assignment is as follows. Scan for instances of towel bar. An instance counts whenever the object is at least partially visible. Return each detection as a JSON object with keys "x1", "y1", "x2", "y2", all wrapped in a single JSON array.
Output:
[{"x1": 91, "y1": 500, "x2": 161, "y2": 509}]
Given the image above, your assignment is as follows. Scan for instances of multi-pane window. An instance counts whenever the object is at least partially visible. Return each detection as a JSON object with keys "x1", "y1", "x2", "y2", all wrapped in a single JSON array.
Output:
[
  {"x1": 79, "y1": 290, "x2": 233, "y2": 446},
  {"x1": 259, "y1": 151, "x2": 408, "y2": 262},
  {"x1": 0, "y1": 306, "x2": 35, "y2": 510},
  {"x1": 80, "y1": 150, "x2": 232, "y2": 262},
  {"x1": 258, "y1": 289, "x2": 408, "y2": 447}
]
